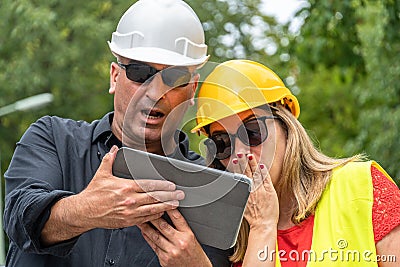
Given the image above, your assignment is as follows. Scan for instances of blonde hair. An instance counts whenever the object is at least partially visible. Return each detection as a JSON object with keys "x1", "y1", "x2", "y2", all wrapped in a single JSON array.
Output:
[{"x1": 228, "y1": 104, "x2": 364, "y2": 263}]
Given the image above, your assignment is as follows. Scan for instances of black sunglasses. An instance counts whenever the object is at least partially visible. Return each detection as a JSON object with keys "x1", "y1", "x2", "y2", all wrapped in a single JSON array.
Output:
[
  {"x1": 117, "y1": 61, "x2": 192, "y2": 88},
  {"x1": 205, "y1": 116, "x2": 277, "y2": 160}
]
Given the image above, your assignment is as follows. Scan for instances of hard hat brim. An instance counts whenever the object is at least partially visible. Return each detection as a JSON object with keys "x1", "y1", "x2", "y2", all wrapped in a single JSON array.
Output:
[{"x1": 108, "y1": 42, "x2": 209, "y2": 66}]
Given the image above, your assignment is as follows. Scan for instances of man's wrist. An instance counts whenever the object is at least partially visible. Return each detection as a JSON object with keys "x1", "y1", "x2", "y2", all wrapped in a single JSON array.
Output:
[{"x1": 40, "y1": 194, "x2": 92, "y2": 246}]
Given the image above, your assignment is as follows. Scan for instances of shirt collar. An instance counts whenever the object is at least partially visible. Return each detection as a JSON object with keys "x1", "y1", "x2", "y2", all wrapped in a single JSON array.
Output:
[
  {"x1": 92, "y1": 112, "x2": 114, "y2": 144},
  {"x1": 167, "y1": 130, "x2": 202, "y2": 164}
]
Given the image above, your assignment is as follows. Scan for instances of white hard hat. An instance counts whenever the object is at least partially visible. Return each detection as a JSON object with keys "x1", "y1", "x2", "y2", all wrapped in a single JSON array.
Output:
[{"x1": 108, "y1": 0, "x2": 209, "y2": 66}]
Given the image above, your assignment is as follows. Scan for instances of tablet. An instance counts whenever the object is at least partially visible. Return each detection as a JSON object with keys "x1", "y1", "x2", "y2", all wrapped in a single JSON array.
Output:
[{"x1": 112, "y1": 147, "x2": 252, "y2": 249}]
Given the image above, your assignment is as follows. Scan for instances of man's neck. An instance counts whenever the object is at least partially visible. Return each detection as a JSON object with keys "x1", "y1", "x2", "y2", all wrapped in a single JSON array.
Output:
[
  {"x1": 143, "y1": 136, "x2": 177, "y2": 156},
  {"x1": 110, "y1": 117, "x2": 178, "y2": 155}
]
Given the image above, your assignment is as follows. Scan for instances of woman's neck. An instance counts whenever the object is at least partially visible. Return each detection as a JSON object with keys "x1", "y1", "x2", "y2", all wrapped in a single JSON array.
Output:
[{"x1": 277, "y1": 192, "x2": 296, "y2": 230}]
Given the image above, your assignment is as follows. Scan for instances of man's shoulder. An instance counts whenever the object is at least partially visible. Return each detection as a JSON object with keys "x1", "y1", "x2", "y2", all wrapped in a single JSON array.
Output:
[
  {"x1": 33, "y1": 114, "x2": 109, "y2": 136},
  {"x1": 36, "y1": 115, "x2": 99, "y2": 129},
  {"x1": 27, "y1": 114, "x2": 107, "y2": 144}
]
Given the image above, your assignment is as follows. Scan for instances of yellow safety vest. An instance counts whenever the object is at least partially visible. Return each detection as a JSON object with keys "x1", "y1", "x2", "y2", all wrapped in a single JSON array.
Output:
[{"x1": 276, "y1": 161, "x2": 393, "y2": 267}]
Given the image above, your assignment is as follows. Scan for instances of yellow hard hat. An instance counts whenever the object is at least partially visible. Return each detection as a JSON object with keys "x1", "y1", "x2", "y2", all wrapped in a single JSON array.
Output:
[{"x1": 191, "y1": 60, "x2": 300, "y2": 133}]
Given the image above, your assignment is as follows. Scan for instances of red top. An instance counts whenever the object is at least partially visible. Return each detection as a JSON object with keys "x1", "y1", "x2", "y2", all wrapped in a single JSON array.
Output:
[
  {"x1": 276, "y1": 214, "x2": 314, "y2": 266},
  {"x1": 232, "y1": 166, "x2": 400, "y2": 267}
]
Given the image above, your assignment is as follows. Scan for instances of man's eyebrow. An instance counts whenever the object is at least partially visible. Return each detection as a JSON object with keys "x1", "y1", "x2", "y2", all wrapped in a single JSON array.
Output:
[
  {"x1": 128, "y1": 60, "x2": 172, "y2": 70},
  {"x1": 128, "y1": 60, "x2": 141, "y2": 64}
]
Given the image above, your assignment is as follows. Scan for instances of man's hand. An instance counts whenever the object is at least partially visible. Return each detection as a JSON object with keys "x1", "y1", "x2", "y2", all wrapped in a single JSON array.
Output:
[
  {"x1": 41, "y1": 146, "x2": 184, "y2": 246},
  {"x1": 77, "y1": 146, "x2": 184, "y2": 229},
  {"x1": 138, "y1": 209, "x2": 212, "y2": 267}
]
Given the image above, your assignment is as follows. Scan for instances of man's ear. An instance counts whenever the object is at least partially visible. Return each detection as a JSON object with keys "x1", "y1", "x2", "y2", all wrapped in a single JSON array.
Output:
[
  {"x1": 189, "y1": 73, "x2": 200, "y2": 106},
  {"x1": 109, "y1": 62, "x2": 119, "y2": 94}
]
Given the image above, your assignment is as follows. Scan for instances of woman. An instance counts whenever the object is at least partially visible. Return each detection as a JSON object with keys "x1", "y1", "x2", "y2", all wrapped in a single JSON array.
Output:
[{"x1": 191, "y1": 60, "x2": 400, "y2": 267}]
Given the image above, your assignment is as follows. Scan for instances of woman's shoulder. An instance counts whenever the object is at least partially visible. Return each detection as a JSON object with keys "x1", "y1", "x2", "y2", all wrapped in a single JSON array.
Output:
[{"x1": 371, "y1": 165, "x2": 400, "y2": 242}]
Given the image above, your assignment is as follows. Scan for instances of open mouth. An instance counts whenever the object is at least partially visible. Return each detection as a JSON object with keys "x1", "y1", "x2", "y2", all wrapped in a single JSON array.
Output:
[{"x1": 142, "y1": 109, "x2": 165, "y2": 120}]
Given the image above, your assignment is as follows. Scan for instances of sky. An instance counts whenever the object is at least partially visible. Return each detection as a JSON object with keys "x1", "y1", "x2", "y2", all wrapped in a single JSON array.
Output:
[
  {"x1": 261, "y1": 0, "x2": 308, "y2": 23},
  {"x1": 260, "y1": 0, "x2": 309, "y2": 32}
]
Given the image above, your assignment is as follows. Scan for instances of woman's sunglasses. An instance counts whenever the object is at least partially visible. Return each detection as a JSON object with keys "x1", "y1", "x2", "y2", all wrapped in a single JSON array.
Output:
[
  {"x1": 205, "y1": 116, "x2": 277, "y2": 160},
  {"x1": 117, "y1": 61, "x2": 192, "y2": 88}
]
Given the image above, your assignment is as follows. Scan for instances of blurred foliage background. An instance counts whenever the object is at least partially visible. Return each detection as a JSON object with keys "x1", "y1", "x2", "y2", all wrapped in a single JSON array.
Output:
[{"x1": 0, "y1": 0, "x2": 399, "y2": 206}]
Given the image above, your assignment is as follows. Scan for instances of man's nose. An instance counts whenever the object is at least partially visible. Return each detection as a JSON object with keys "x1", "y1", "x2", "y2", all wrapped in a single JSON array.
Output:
[{"x1": 144, "y1": 74, "x2": 170, "y2": 101}]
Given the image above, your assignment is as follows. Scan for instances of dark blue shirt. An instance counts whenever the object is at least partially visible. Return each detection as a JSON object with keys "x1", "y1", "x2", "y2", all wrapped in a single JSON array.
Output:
[{"x1": 4, "y1": 113, "x2": 232, "y2": 267}]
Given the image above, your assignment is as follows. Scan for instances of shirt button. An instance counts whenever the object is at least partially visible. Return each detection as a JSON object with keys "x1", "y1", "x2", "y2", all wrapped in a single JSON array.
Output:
[{"x1": 108, "y1": 259, "x2": 115, "y2": 265}]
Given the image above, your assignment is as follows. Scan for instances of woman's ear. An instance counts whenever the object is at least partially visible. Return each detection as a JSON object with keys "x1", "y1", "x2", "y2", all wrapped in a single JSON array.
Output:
[{"x1": 109, "y1": 62, "x2": 119, "y2": 94}]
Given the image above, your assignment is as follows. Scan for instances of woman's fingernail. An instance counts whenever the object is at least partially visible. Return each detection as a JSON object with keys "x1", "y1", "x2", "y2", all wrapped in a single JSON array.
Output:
[
  {"x1": 247, "y1": 154, "x2": 253, "y2": 160},
  {"x1": 110, "y1": 145, "x2": 118, "y2": 153},
  {"x1": 237, "y1": 152, "x2": 243, "y2": 158},
  {"x1": 232, "y1": 158, "x2": 238, "y2": 164},
  {"x1": 260, "y1": 164, "x2": 265, "y2": 169}
]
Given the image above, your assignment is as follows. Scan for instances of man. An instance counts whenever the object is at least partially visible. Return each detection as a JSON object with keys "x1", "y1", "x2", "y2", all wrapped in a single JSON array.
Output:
[{"x1": 3, "y1": 0, "x2": 231, "y2": 266}]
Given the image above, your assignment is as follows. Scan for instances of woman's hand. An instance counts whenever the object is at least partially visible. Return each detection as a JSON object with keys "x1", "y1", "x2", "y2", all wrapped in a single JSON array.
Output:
[
  {"x1": 232, "y1": 153, "x2": 279, "y2": 266},
  {"x1": 138, "y1": 209, "x2": 212, "y2": 267},
  {"x1": 232, "y1": 152, "x2": 279, "y2": 228}
]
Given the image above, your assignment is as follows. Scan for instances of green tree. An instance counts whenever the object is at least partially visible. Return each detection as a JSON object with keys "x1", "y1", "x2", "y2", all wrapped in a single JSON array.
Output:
[
  {"x1": 351, "y1": 0, "x2": 400, "y2": 181},
  {"x1": 290, "y1": 0, "x2": 400, "y2": 183},
  {"x1": 0, "y1": 0, "x2": 126, "y2": 201}
]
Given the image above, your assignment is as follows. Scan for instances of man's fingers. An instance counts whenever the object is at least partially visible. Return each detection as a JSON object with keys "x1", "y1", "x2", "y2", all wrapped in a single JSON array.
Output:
[
  {"x1": 141, "y1": 230, "x2": 158, "y2": 252},
  {"x1": 139, "y1": 222, "x2": 170, "y2": 253},
  {"x1": 136, "y1": 201, "x2": 179, "y2": 217},
  {"x1": 135, "y1": 212, "x2": 165, "y2": 225},
  {"x1": 149, "y1": 217, "x2": 177, "y2": 241},
  {"x1": 166, "y1": 209, "x2": 190, "y2": 232},
  {"x1": 144, "y1": 190, "x2": 185, "y2": 204},
  {"x1": 134, "y1": 179, "x2": 176, "y2": 192},
  {"x1": 147, "y1": 210, "x2": 192, "y2": 239},
  {"x1": 135, "y1": 190, "x2": 184, "y2": 207},
  {"x1": 98, "y1": 145, "x2": 119, "y2": 174},
  {"x1": 139, "y1": 224, "x2": 162, "y2": 252}
]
